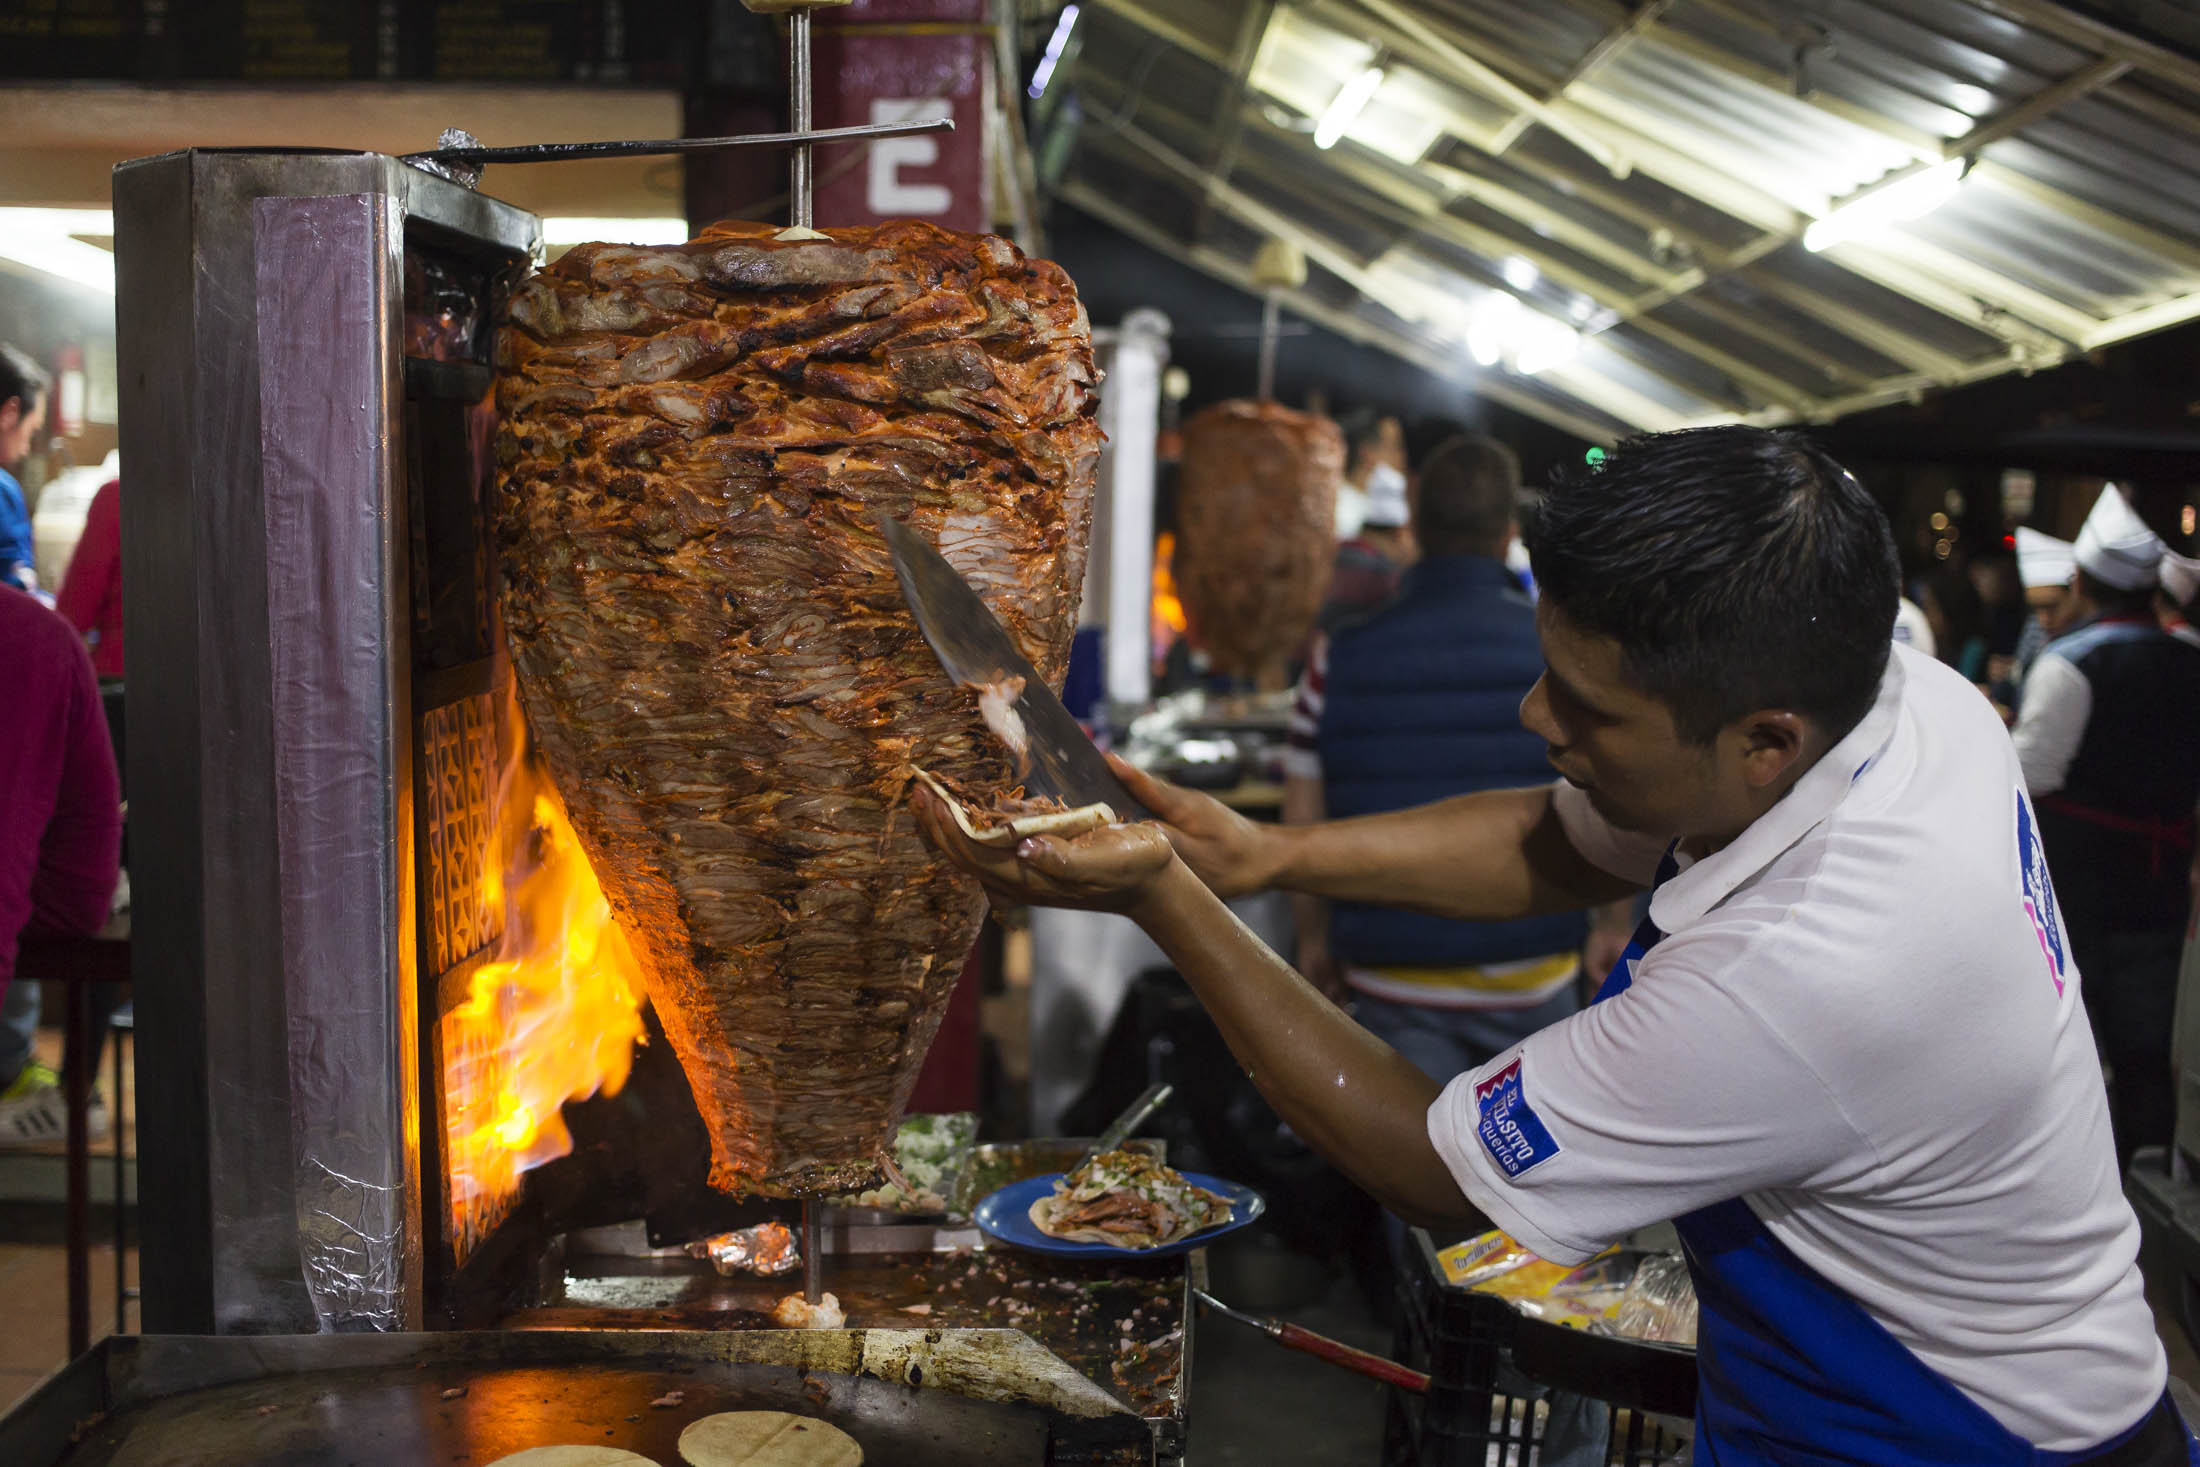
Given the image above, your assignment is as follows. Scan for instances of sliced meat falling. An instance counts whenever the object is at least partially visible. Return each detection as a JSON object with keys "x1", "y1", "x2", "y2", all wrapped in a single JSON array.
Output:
[
  {"x1": 496, "y1": 220, "x2": 1100, "y2": 1195},
  {"x1": 1174, "y1": 399, "x2": 1344, "y2": 688}
]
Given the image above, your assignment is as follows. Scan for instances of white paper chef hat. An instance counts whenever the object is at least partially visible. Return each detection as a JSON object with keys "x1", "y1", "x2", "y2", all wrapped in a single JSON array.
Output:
[
  {"x1": 2014, "y1": 526, "x2": 2076, "y2": 591},
  {"x1": 2162, "y1": 548, "x2": 2200, "y2": 608},
  {"x1": 1362, "y1": 461, "x2": 1411, "y2": 529},
  {"x1": 2074, "y1": 484, "x2": 2164, "y2": 592}
]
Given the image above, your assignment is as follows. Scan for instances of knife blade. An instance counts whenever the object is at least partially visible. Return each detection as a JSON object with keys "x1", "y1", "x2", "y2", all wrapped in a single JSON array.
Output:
[{"x1": 878, "y1": 514, "x2": 1151, "y2": 822}]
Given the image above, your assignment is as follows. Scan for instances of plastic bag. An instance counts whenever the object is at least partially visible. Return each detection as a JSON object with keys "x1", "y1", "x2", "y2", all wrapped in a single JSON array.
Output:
[{"x1": 1614, "y1": 1251, "x2": 1699, "y2": 1345}]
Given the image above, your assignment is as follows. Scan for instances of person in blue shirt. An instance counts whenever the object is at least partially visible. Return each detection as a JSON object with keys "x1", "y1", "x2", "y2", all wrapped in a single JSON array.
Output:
[{"x1": 0, "y1": 344, "x2": 51, "y2": 596}]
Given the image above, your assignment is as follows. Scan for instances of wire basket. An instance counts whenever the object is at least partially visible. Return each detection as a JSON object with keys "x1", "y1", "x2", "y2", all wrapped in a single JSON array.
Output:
[{"x1": 1384, "y1": 1229, "x2": 1698, "y2": 1467}]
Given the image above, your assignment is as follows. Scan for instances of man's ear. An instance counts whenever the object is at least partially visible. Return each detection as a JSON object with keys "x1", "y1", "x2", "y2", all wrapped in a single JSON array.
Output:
[
  {"x1": 1734, "y1": 709, "x2": 1808, "y2": 790},
  {"x1": 0, "y1": 397, "x2": 19, "y2": 434}
]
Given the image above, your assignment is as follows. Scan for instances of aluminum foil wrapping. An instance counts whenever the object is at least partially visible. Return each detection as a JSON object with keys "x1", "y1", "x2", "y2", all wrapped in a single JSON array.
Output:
[
  {"x1": 688, "y1": 1222, "x2": 801, "y2": 1277},
  {"x1": 258, "y1": 193, "x2": 416, "y2": 1333}
]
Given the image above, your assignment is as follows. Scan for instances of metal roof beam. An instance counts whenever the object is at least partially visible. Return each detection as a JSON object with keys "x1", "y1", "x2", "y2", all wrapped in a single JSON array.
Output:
[
  {"x1": 1084, "y1": 120, "x2": 1813, "y2": 421},
  {"x1": 1608, "y1": 9, "x2": 2200, "y2": 274},
  {"x1": 1074, "y1": 123, "x2": 1698, "y2": 432},
  {"x1": 1191, "y1": 0, "x2": 1277, "y2": 243},
  {"x1": 1342, "y1": 0, "x2": 1630, "y2": 173},
  {"x1": 1049, "y1": 179, "x2": 1631, "y2": 444},
  {"x1": 1740, "y1": 271, "x2": 1974, "y2": 378},
  {"x1": 1085, "y1": 69, "x2": 1856, "y2": 410},
  {"x1": 1087, "y1": 0, "x2": 1232, "y2": 68},
  {"x1": 1970, "y1": 0, "x2": 2200, "y2": 98},
  {"x1": 2081, "y1": 290, "x2": 2200, "y2": 353},
  {"x1": 1489, "y1": 0, "x2": 1676, "y2": 154},
  {"x1": 1951, "y1": 56, "x2": 2131, "y2": 155}
]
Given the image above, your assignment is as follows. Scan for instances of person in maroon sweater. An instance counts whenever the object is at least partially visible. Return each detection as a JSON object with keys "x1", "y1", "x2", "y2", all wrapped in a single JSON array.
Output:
[{"x1": 0, "y1": 588, "x2": 121, "y2": 1142}]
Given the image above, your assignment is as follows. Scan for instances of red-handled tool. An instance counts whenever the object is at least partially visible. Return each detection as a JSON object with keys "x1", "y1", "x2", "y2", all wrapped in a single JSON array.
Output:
[{"x1": 1193, "y1": 1287, "x2": 1430, "y2": 1394}]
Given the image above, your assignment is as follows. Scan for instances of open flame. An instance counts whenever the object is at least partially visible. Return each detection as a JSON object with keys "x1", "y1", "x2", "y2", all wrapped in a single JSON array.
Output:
[{"x1": 442, "y1": 734, "x2": 647, "y2": 1240}]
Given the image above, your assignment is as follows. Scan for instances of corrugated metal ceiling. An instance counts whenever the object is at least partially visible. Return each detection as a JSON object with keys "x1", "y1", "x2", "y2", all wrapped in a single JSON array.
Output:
[{"x1": 1045, "y1": 0, "x2": 2200, "y2": 441}]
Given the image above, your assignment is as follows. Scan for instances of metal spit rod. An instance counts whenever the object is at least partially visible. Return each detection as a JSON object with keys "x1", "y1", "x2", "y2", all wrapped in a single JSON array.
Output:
[
  {"x1": 789, "y1": 8, "x2": 816, "y2": 230},
  {"x1": 802, "y1": 1198, "x2": 823, "y2": 1304},
  {"x1": 1256, "y1": 294, "x2": 1282, "y2": 403}
]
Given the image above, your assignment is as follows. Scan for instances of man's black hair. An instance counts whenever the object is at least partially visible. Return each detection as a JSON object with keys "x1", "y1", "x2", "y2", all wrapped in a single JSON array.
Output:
[
  {"x1": 0, "y1": 343, "x2": 49, "y2": 415},
  {"x1": 1417, "y1": 433, "x2": 1519, "y2": 558},
  {"x1": 1522, "y1": 425, "x2": 1899, "y2": 745},
  {"x1": 2077, "y1": 567, "x2": 2157, "y2": 619}
]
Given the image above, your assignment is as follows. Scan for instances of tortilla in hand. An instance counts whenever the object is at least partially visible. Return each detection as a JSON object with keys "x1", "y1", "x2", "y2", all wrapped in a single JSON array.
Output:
[{"x1": 909, "y1": 765, "x2": 1117, "y2": 847}]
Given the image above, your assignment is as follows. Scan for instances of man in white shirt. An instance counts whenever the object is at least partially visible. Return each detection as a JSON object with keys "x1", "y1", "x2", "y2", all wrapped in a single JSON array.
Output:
[
  {"x1": 2013, "y1": 486, "x2": 2200, "y2": 1171},
  {"x1": 916, "y1": 426, "x2": 2191, "y2": 1464}
]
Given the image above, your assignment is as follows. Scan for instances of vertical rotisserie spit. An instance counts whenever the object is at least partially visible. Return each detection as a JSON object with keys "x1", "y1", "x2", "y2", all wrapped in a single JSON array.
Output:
[
  {"x1": 495, "y1": 219, "x2": 1100, "y2": 1195},
  {"x1": 1173, "y1": 399, "x2": 1344, "y2": 688}
]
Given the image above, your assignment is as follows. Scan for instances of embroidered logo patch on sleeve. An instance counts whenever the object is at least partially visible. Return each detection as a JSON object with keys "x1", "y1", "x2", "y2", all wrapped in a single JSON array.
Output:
[{"x1": 1474, "y1": 1058, "x2": 1562, "y2": 1178}]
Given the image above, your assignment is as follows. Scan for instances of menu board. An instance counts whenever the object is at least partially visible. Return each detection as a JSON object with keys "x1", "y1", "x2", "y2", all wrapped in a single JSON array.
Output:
[{"x1": 0, "y1": 0, "x2": 694, "y2": 83}]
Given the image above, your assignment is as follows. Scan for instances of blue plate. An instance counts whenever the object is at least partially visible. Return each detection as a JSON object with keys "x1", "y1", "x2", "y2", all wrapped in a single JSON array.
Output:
[{"x1": 972, "y1": 1171, "x2": 1267, "y2": 1258}]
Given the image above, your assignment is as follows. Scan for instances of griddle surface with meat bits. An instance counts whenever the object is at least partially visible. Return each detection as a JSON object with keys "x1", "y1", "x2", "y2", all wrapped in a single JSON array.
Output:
[{"x1": 518, "y1": 1248, "x2": 1191, "y2": 1420}]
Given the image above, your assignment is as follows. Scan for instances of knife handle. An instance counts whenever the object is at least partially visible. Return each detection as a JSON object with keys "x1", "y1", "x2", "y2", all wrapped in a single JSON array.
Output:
[{"x1": 1271, "y1": 1322, "x2": 1431, "y2": 1394}]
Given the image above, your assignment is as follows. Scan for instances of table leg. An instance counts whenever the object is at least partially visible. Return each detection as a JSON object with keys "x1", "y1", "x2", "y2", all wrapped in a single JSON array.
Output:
[{"x1": 65, "y1": 979, "x2": 91, "y2": 1358}]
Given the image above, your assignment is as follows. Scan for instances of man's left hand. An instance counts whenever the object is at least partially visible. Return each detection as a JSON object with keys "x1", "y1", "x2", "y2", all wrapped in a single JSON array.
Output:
[{"x1": 912, "y1": 787, "x2": 1178, "y2": 915}]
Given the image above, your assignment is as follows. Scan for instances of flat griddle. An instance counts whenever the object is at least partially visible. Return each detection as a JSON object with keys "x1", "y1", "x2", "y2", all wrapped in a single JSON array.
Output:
[
  {"x1": 1, "y1": 1330, "x2": 1155, "y2": 1467},
  {"x1": 522, "y1": 1242, "x2": 1193, "y2": 1421}
]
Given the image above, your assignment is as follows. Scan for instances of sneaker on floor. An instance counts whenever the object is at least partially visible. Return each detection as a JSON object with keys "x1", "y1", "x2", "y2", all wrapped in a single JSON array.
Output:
[{"x1": 0, "y1": 1061, "x2": 65, "y2": 1146}]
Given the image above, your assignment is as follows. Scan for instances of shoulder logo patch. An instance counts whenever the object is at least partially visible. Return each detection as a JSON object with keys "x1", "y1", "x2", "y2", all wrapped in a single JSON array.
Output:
[
  {"x1": 1473, "y1": 1058, "x2": 1562, "y2": 1178},
  {"x1": 2016, "y1": 789, "x2": 2069, "y2": 996}
]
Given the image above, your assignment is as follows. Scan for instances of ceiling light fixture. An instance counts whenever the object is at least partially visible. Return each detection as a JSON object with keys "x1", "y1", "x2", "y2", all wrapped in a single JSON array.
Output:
[
  {"x1": 1313, "y1": 66, "x2": 1385, "y2": 151},
  {"x1": 0, "y1": 208, "x2": 117, "y2": 295},
  {"x1": 1464, "y1": 291, "x2": 1519, "y2": 368},
  {"x1": 1029, "y1": 4, "x2": 1081, "y2": 100},
  {"x1": 1803, "y1": 158, "x2": 1970, "y2": 253},
  {"x1": 1514, "y1": 317, "x2": 1581, "y2": 376}
]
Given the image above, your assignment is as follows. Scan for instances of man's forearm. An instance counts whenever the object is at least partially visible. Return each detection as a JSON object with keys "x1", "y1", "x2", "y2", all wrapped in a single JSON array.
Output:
[
  {"x1": 1260, "y1": 784, "x2": 1636, "y2": 922},
  {"x1": 1129, "y1": 857, "x2": 1485, "y2": 1227}
]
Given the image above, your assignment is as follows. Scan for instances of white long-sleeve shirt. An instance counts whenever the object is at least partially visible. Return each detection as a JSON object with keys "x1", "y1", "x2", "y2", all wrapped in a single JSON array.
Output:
[{"x1": 2009, "y1": 652, "x2": 2091, "y2": 797}]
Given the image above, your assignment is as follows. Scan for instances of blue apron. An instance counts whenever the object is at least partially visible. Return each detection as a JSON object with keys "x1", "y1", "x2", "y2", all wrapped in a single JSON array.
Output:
[{"x1": 1583, "y1": 850, "x2": 2195, "y2": 1466}]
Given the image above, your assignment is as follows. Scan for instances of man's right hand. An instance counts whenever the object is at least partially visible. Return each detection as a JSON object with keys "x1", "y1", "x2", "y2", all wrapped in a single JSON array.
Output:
[{"x1": 1106, "y1": 753, "x2": 1283, "y2": 898}]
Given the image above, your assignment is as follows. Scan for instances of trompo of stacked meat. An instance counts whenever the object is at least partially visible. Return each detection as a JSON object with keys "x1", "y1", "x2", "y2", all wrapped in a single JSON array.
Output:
[
  {"x1": 1174, "y1": 400, "x2": 1344, "y2": 687},
  {"x1": 495, "y1": 219, "x2": 1100, "y2": 1195}
]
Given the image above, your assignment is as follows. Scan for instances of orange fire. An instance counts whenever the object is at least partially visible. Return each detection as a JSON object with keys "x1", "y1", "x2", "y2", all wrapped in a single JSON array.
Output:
[
  {"x1": 443, "y1": 739, "x2": 647, "y2": 1239},
  {"x1": 1152, "y1": 529, "x2": 1189, "y2": 648}
]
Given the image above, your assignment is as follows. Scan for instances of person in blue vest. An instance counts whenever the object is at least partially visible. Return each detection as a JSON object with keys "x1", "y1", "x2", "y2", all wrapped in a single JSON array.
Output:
[
  {"x1": 1285, "y1": 434, "x2": 1598, "y2": 1083},
  {"x1": 2013, "y1": 485, "x2": 2200, "y2": 1174},
  {"x1": 915, "y1": 425, "x2": 2194, "y2": 1464}
]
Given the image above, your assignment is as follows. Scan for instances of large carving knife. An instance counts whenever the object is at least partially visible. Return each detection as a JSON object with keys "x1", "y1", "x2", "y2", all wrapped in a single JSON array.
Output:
[{"x1": 879, "y1": 515, "x2": 1152, "y2": 823}]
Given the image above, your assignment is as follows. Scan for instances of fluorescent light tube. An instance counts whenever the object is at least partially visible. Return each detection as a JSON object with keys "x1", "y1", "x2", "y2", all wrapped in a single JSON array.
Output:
[
  {"x1": 1029, "y1": 4, "x2": 1080, "y2": 100},
  {"x1": 1804, "y1": 159, "x2": 1968, "y2": 253},
  {"x1": 1314, "y1": 66, "x2": 1385, "y2": 151}
]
